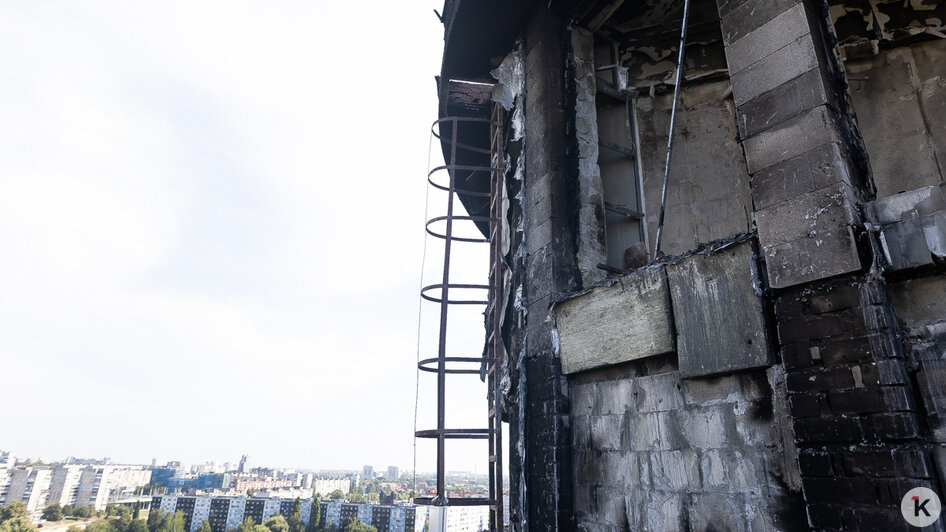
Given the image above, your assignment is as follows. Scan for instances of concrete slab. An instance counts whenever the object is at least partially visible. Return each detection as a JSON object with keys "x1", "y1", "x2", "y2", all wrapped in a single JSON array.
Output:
[
  {"x1": 667, "y1": 241, "x2": 772, "y2": 377},
  {"x1": 556, "y1": 267, "x2": 674, "y2": 374}
]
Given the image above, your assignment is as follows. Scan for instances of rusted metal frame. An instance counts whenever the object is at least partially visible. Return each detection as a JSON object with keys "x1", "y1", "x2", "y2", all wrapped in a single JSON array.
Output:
[
  {"x1": 420, "y1": 283, "x2": 489, "y2": 305},
  {"x1": 654, "y1": 0, "x2": 692, "y2": 260},
  {"x1": 418, "y1": 356, "x2": 496, "y2": 375},
  {"x1": 415, "y1": 116, "x2": 501, "y2": 509},
  {"x1": 435, "y1": 118, "x2": 459, "y2": 504},
  {"x1": 486, "y1": 103, "x2": 506, "y2": 532}
]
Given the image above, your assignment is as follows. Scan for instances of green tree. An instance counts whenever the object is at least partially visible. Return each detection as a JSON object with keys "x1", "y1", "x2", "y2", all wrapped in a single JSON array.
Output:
[
  {"x1": 1, "y1": 502, "x2": 29, "y2": 522},
  {"x1": 235, "y1": 517, "x2": 257, "y2": 532},
  {"x1": 156, "y1": 512, "x2": 187, "y2": 532},
  {"x1": 61, "y1": 505, "x2": 75, "y2": 518},
  {"x1": 342, "y1": 519, "x2": 375, "y2": 532},
  {"x1": 116, "y1": 512, "x2": 134, "y2": 532},
  {"x1": 264, "y1": 515, "x2": 288, "y2": 532},
  {"x1": 147, "y1": 509, "x2": 166, "y2": 532},
  {"x1": 286, "y1": 500, "x2": 303, "y2": 532},
  {"x1": 66, "y1": 526, "x2": 84, "y2": 532},
  {"x1": 196, "y1": 520, "x2": 211, "y2": 532},
  {"x1": 132, "y1": 503, "x2": 140, "y2": 521},
  {"x1": 42, "y1": 504, "x2": 63, "y2": 522},
  {"x1": 305, "y1": 496, "x2": 320, "y2": 532},
  {"x1": 0, "y1": 517, "x2": 37, "y2": 532},
  {"x1": 74, "y1": 506, "x2": 95, "y2": 519},
  {"x1": 327, "y1": 491, "x2": 343, "y2": 501},
  {"x1": 128, "y1": 520, "x2": 149, "y2": 532},
  {"x1": 85, "y1": 520, "x2": 117, "y2": 532}
]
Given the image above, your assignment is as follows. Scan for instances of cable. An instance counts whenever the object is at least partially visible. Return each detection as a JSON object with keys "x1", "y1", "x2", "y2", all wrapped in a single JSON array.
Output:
[{"x1": 412, "y1": 125, "x2": 436, "y2": 502}]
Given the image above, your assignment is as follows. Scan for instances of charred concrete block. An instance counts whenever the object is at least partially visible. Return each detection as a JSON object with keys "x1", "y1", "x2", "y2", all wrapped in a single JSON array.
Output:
[
  {"x1": 725, "y1": 3, "x2": 811, "y2": 74},
  {"x1": 847, "y1": 49, "x2": 942, "y2": 198},
  {"x1": 632, "y1": 492, "x2": 685, "y2": 532},
  {"x1": 873, "y1": 186, "x2": 946, "y2": 270},
  {"x1": 873, "y1": 186, "x2": 945, "y2": 225},
  {"x1": 592, "y1": 378, "x2": 634, "y2": 416},
  {"x1": 718, "y1": 0, "x2": 802, "y2": 46},
  {"x1": 742, "y1": 106, "x2": 839, "y2": 174},
  {"x1": 736, "y1": 68, "x2": 831, "y2": 138},
  {"x1": 634, "y1": 372, "x2": 684, "y2": 413},
  {"x1": 676, "y1": 407, "x2": 734, "y2": 449},
  {"x1": 731, "y1": 33, "x2": 819, "y2": 107},
  {"x1": 649, "y1": 450, "x2": 700, "y2": 492},
  {"x1": 667, "y1": 241, "x2": 772, "y2": 378},
  {"x1": 555, "y1": 268, "x2": 674, "y2": 374},
  {"x1": 762, "y1": 229, "x2": 862, "y2": 289},
  {"x1": 755, "y1": 184, "x2": 861, "y2": 288},
  {"x1": 686, "y1": 493, "x2": 747, "y2": 532},
  {"x1": 750, "y1": 141, "x2": 852, "y2": 211}
]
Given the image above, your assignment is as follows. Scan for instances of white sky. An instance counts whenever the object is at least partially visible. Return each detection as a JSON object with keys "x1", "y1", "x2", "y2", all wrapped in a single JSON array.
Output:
[{"x1": 0, "y1": 1, "x2": 496, "y2": 474}]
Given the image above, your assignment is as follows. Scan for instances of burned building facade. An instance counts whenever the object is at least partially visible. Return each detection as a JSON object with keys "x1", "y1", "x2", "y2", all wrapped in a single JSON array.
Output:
[{"x1": 433, "y1": 0, "x2": 946, "y2": 530}]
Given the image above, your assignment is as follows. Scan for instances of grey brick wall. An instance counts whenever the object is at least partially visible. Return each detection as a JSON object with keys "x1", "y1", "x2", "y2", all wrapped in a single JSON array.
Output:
[{"x1": 570, "y1": 361, "x2": 806, "y2": 531}]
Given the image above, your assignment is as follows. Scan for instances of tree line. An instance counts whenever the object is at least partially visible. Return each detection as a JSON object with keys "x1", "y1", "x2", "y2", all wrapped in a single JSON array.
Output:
[{"x1": 0, "y1": 494, "x2": 376, "y2": 532}]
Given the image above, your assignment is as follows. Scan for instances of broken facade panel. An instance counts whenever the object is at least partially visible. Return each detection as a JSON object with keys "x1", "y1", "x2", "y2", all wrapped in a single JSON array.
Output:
[{"x1": 433, "y1": 0, "x2": 946, "y2": 529}]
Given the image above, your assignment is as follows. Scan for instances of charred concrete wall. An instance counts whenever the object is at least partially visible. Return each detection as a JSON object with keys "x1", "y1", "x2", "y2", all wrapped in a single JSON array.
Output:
[
  {"x1": 827, "y1": 0, "x2": 946, "y2": 515},
  {"x1": 465, "y1": 0, "x2": 946, "y2": 530},
  {"x1": 636, "y1": 82, "x2": 753, "y2": 255},
  {"x1": 570, "y1": 361, "x2": 805, "y2": 531}
]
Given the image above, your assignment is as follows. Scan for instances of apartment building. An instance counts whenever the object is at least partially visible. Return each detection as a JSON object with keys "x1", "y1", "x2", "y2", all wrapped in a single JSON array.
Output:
[
  {"x1": 0, "y1": 467, "x2": 11, "y2": 504},
  {"x1": 311, "y1": 478, "x2": 349, "y2": 497},
  {"x1": 427, "y1": 506, "x2": 489, "y2": 532},
  {"x1": 153, "y1": 495, "x2": 428, "y2": 532},
  {"x1": 75, "y1": 466, "x2": 151, "y2": 510},
  {"x1": 46, "y1": 465, "x2": 85, "y2": 507},
  {"x1": 4, "y1": 468, "x2": 52, "y2": 519},
  {"x1": 318, "y1": 501, "x2": 429, "y2": 532}
]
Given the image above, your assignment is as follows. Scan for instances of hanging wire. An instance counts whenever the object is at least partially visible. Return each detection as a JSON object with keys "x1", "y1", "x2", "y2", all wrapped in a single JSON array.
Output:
[
  {"x1": 654, "y1": 0, "x2": 692, "y2": 260},
  {"x1": 412, "y1": 127, "x2": 437, "y2": 501}
]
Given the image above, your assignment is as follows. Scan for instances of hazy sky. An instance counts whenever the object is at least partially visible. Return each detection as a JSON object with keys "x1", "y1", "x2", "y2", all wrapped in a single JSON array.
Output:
[{"x1": 0, "y1": 1, "x2": 494, "y2": 474}]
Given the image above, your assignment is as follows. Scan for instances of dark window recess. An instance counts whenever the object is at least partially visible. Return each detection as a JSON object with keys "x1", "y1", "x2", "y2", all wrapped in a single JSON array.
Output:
[{"x1": 595, "y1": 40, "x2": 647, "y2": 270}]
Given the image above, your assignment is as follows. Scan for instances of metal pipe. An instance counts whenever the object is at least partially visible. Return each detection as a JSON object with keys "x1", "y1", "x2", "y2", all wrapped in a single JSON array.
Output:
[
  {"x1": 435, "y1": 118, "x2": 459, "y2": 505},
  {"x1": 654, "y1": 0, "x2": 692, "y2": 260}
]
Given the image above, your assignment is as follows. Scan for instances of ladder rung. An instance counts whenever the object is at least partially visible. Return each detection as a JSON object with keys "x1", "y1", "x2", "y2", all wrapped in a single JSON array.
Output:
[{"x1": 599, "y1": 138, "x2": 635, "y2": 157}]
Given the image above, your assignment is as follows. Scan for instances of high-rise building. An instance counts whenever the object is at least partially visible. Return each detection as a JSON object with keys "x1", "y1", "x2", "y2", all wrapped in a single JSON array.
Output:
[
  {"x1": 427, "y1": 506, "x2": 489, "y2": 532},
  {"x1": 0, "y1": 451, "x2": 14, "y2": 469},
  {"x1": 360, "y1": 466, "x2": 373, "y2": 479},
  {"x1": 75, "y1": 466, "x2": 151, "y2": 510},
  {"x1": 385, "y1": 466, "x2": 400, "y2": 482},
  {"x1": 47, "y1": 465, "x2": 85, "y2": 506},
  {"x1": 4, "y1": 468, "x2": 52, "y2": 519},
  {"x1": 237, "y1": 456, "x2": 250, "y2": 474},
  {"x1": 318, "y1": 500, "x2": 427, "y2": 532}
]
